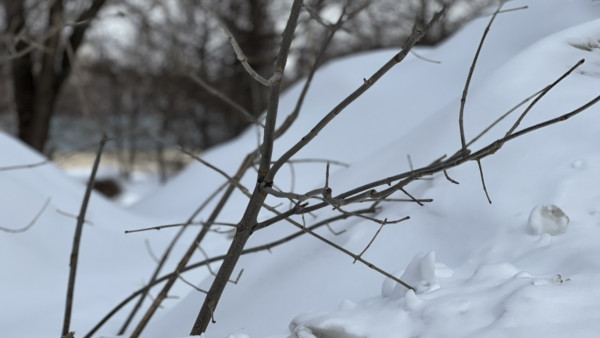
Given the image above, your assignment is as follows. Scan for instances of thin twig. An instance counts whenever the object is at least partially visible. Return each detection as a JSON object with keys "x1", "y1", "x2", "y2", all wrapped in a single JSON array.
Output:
[
  {"x1": 278, "y1": 158, "x2": 350, "y2": 167},
  {"x1": 263, "y1": 186, "x2": 326, "y2": 201},
  {"x1": 178, "y1": 274, "x2": 208, "y2": 294},
  {"x1": 62, "y1": 135, "x2": 108, "y2": 337},
  {"x1": 289, "y1": 219, "x2": 414, "y2": 291},
  {"x1": 190, "y1": 73, "x2": 263, "y2": 126},
  {"x1": 125, "y1": 221, "x2": 204, "y2": 233},
  {"x1": 0, "y1": 160, "x2": 48, "y2": 171},
  {"x1": 504, "y1": 59, "x2": 585, "y2": 137},
  {"x1": 266, "y1": 8, "x2": 447, "y2": 183},
  {"x1": 132, "y1": 154, "x2": 256, "y2": 337},
  {"x1": 407, "y1": 154, "x2": 414, "y2": 171},
  {"x1": 55, "y1": 209, "x2": 94, "y2": 225},
  {"x1": 325, "y1": 223, "x2": 346, "y2": 235},
  {"x1": 443, "y1": 170, "x2": 459, "y2": 184},
  {"x1": 85, "y1": 208, "x2": 376, "y2": 338},
  {"x1": 354, "y1": 222, "x2": 387, "y2": 263},
  {"x1": 178, "y1": 146, "x2": 253, "y2": 199},
  {"x1": 476, "y1": 159, "x2": 492, "y2": 204},
  {"x1": 296, "y1": 94, "x2": 600, "y2": 216},
  {"x1": 118, "y1": 180, "x2": 229, "y2": 335},
  {"x1": 0, "y1": 197, "x2": 50, "y2": 233},
  {"x1": 459, "y1": 2, "x2": 503, "y2": 150},
  {"x1": 410, "y1": 49, "x2": 441, "y2": 64},
  {"x1": 207, "y1": 7, "x2": 271, "y2": 86},
  {"x1": 197, "y1": 246, "x2": 218, "y2": 276},
  {"x1": 399, "y1": 187, "x2": 426, "y2": 206},
  {"x1": 144, "y1": 239, "x2": 160, "y2": 264},
  {"x1": 465, "y1": 87, "x2": 544, "y2": 148}
]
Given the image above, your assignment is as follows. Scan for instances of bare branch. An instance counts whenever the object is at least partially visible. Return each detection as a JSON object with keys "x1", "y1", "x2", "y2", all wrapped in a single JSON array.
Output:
[
  {"x1": 85, "y1": 208, "x2": 376, "y2": 338},
  {"x1": 257, "y1": 0, "x2": 304, "y2": 181},
  {"x1": 443, "y1": 170, "x2": 460, "y2": 184},
  {"x1": 283, "y1": 158, "x2": 350, "y2": 167},
  {"x1": 326, "y1": 223, "x2": 346, "y2": 236},
  {"x1": 410, "y1": 49, "x2": 441, "y2": 64},
  {"x1": 288, "y1": 218, "x2": 414, "y2": 291},
  {"x1": 466, "y1": 87, "x2": 544, "y2": 148},
  {"x1": 118, "y1": 179, "x2": 230, "y2": 334},
  {"x1": 132, "y1": 153, "x2": 256, "y2": 337},
  {"x1": 263, "y1": 186, "x2": 326, "y2": 202},
  {"x1": 0, "y1": 160, "x2": 48, "y2": 171},
  {"x1": 207, "y1": 7, "x2": 271, "y2": 86},
  {"x1": 190, "y1": 73, "x2": 263, "y2": 126},
  {"x1": 62, "y1": 135, "x2": 108, "y2": 337},
  {"x1": 197, "y1": 246, "x2": 218, "y2": 277},
  {"x1": 399, "y1": 187, "x2": 427, "y2": 206},
  {"x1": 178, "y1": 146, "x2": 253, "y2": 199},
  {"x1": 178, "y1": 274, "x2": 208, "y2": 294},
  {"x1": 0, "y1": 197, "x2": 50, "y2": 233},
  {"x1": 144, "y1": 239, "x2": 160, "y2": 264},
  {"x1": 504, "y1": 59, "x2": 585, "y2": 137},
  {"x1": 55, "y1": 209, "x2": 94, "y2": 225},
  {"x1": 125, "y1": 221, "x2": 204, "y2": 234},
  {"x1": 459, "y1": 2, "x2": 503, "y2": 150},
  {"x1": 477, "y1": 160, "x2": 492, "y2": 204},
  {"x1": 297, "y1": 94, "x2": 600, "y2": 217},
  {"x1": 266, "y1": 8, "x2": 448, "y2": 183},
  {"x1": 354, "y1": 222, "x2": 387, "y2": 263}
]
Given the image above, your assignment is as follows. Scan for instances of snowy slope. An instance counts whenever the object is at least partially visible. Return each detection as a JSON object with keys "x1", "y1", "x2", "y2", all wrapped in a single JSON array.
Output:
[
  {"x1": 140, "y1": 1, "x2": 600, "y2": 337},
  {"x1": 0, "y1": 134, "x2": 174, "y2": 337},
  {"x1": 3, "y1": 0, "x2": 600, "y2": 338}
]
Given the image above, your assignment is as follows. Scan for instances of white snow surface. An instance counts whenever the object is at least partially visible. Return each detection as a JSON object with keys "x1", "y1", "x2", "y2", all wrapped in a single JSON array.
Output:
[{"x1": 3, "y1": 1, "x2": 600, "y2": 337}]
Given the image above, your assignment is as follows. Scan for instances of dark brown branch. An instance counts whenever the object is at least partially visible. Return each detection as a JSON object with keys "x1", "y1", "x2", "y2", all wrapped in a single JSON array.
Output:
[
  {"x1": 293, "y1": 93, "x2": 600, "y2": 218},
  {"x1": 190, "y1": 2, "x2": 304, "y2": 334},
  {"x1": 477, "y1": 160, "x2": 492, "y2": 204},
  {"x1": 129, "y1": 154, "x2": 255, "y2": 337},
  {"x1": 289, "y1": 218, "x2": 414, "y2": 291},
  {"x1": 118, "y1": 180, "x2": 229, "y2": 335},
  {"x1": 62, "y1": 135, "x2": 108, "y2": 337},
  {"x1": 459, "y1": 3, "x2": 503, "y2": 150},
  {"x1": 504, "y1": 59, "x2": 585, "y2": 137},
  {"x1": 86, "y1": 206, "x2": 373, "y2": 338},
  {"x1": 354, "y1": 222, "x2": 386, "y2": 263},
  {"x1": 443, "y1": 170, "x2": 459, "y2": 184},
  {"x1": 266, "y1": 8, "x2": 447, "y2": 183},
  {"x1": 125, "y1": 221, "x2": 204, "y2": 234}
]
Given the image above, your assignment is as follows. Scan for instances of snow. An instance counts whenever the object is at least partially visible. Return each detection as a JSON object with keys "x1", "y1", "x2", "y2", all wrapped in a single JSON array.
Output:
[
  {"x1": 3, "y1": 0, "x2": 600, "y2": 337},
  {"x1": 528, "y1": 205, "x2": 570, "y2": 235}
]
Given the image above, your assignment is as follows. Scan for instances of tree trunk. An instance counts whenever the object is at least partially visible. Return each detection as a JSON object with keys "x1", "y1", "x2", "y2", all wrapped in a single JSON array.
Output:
[{"x1": 5, "y1": 0, "x2": 107, "y2": 153}]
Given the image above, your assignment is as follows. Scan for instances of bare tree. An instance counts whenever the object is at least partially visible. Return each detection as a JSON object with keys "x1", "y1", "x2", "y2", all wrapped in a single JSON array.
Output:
[
  {"x1": 3, "y1": 0, "x2": 107, "y2": 152},
  {"x1": 1, "y1": 0, "x2": 497, "y2": 162}
]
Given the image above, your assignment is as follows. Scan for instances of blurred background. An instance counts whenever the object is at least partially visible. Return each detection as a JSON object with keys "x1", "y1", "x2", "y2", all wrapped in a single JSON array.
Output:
[{"x1": 0, "y1": 0, "x2": 496, "y2": 192}]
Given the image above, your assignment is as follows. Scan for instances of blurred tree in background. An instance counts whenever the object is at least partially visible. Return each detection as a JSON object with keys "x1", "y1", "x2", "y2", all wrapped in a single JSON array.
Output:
[{"x1": 0, "y1": 0, "x2": 496, "y2": 176}]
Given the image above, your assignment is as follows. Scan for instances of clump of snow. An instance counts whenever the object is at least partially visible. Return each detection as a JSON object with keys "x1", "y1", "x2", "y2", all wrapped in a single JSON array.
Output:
[
  {"x1": 529, "y1": 205, "x2": 570, "y2": 235},
  {"x1": 381, "y1": 251, "x2": 439, "y2": 298}
]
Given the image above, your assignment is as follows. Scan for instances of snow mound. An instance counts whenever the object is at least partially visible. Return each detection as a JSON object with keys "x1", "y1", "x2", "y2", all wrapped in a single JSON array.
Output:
[{"x1": 528, "y1": 205, "x2": 570, "y2": 235}]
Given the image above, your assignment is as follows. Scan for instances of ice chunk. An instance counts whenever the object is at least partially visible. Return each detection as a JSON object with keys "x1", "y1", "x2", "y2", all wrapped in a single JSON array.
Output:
[
  {"x1": 528, "y1": 205, "x2": 569, "y2": 235},
  {"x1": 400, "y1": 251, "x2": 439, "y2": 293},
  {"x1": 382, "y1": 251, "x2": 439, "y2": 298}
]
